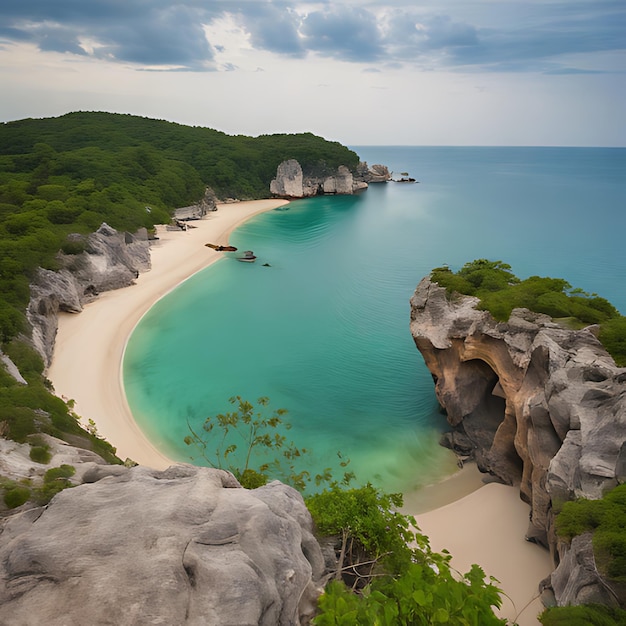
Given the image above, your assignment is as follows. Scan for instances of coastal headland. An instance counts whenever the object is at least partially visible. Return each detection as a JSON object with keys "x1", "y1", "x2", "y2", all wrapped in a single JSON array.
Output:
[{"x1": 46, "y1": 200, "x2": 553, "y2": 625}]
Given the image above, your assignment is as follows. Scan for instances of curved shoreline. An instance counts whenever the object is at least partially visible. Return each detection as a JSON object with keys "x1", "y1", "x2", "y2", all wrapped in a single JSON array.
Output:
[
  {"x1": 46, "y1": 197, "x2": 552, "y2": 624},
  {"x1": 47, "y1": 199, "x2": 289, "y2": 467}
]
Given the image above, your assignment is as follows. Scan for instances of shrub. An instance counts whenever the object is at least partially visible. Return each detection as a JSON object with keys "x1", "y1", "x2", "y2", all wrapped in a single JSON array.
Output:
[
  {"x1": 29, "y1": 444, "x2": 51, "y2": 464},
  {"x1": 555, "y1": 484, "x2": 626, "y2": 584},
  {"x1": 599, "y1": 317, "x2": 626, "y2": 366},
  {"x1": 4, "y1": 486, "x2": 31, "y2": 509},
  {"x1": 539, "y1": 604, "x2": 626, "y2": 626},
  {"x1": 430, "y1": 260, "x2": 625, "y2": 363}
]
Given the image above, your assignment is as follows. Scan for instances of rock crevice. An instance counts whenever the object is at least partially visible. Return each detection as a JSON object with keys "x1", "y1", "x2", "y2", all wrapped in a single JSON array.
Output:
[
  {"x1": 27, "y1": 222, "x2": 151, "y2": 366},
  {"x1": 410, "y1": 276, "x2": 626, "y2": 607}
]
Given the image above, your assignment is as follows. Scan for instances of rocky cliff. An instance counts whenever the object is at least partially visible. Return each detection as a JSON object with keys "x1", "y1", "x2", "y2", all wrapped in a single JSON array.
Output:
[
  {"x1": 0, "y1": 453, "x2": 325, "y2": 625},
  {"x1": 410, "y1": 276, "x2": 626, "y2": 607},
  {"x1": 27, "y1": 223, "x2": 151, "y2": 367},
  {"x1": 270, "y1": 159, "x2": 389, "y2": 198}
]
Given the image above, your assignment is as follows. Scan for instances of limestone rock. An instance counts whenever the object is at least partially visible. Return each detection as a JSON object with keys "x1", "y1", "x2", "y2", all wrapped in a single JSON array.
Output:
[
  {"x1": 355, "y1": 162, "x2": 392, "y2": 183},
  {"x1": 551, "y1": 533, "x2": 621, "y2": 607},
  {"x1": 175, "y1": 186, "x2": 218, "y2": 220},
  {"x1": 409, "y1": 275, "x2": 626, "y2": 607},
  {"x1": 270, "y1": 159, "x2": 369, "y2": 198},
  {"x1": 270, "y1": 159, "x2": 305, "y2": 197},
  {"x1": 0, "y1": 465, "x2": 325, "y2": 625},
  {"x1": 27, "y1": 223, "x2": 151, "y2": 366}
]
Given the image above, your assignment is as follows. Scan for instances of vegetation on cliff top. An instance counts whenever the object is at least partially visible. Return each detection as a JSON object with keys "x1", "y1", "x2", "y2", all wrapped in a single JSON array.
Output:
[
  {"x1": 431, "y1": 259, "x2": 626, "y2": 366},
  {"x1": 0, "y1": 112, "x2": 360, "y2": 462},
  {"x1": 0, "y1": 112, "x2": 359, "y2": 344}
]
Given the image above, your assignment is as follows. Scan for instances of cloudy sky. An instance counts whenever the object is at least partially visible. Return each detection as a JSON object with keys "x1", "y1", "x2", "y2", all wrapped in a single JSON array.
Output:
[{"x1": 0, "y1": 0, "x2": 624, "y2": 146}]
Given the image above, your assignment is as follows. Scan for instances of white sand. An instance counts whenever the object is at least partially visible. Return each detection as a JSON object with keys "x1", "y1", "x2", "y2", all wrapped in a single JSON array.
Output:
[
  {"x1": 412, "y1": 472, "x2": 553, "y2": 626},
  {"x1": 47, "y1": 199, "x2": 288, "y2": 468},
  {"x1": 46, "y1": 201, "x2": 553, "y2": 623}
]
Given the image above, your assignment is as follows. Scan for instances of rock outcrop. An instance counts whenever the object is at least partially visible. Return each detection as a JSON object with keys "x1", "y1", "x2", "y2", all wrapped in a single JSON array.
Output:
[
  {"x1": 410, "y1": 276, "x2": 626, "y2": 607},
  {"x1": 0, "y1": 463, "x2": 325, "y2": 625},
  {"x1": 270, "y1": 159, "x2": 382, "y2": 198},
  {"x1": 175, "y1": 186, "x2": 218, "y2": 220},
  {"x1": 355, "y1": 162, "x2": 392, "y2": 184},
  {"x1": 27, "y1": 223, "x2": 151, "y2": 366}
]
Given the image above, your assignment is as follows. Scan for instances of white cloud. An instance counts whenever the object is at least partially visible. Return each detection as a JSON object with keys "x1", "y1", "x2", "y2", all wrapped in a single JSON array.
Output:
[{"x1": 0, "y1": 1, "x2": 624, "y2": 146}]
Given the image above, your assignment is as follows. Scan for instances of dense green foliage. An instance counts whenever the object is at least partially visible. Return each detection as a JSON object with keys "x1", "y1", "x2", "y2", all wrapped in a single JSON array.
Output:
[
  {"x1": 431, "y1": 259, "x2": 625, "y2": 365},
  {"x1": 0, "y1": 111, "x2": 359, "y2": 343},
  {"x1": 183, "y1": 397, "x2": 507, "y2": 623},
  {"x1": 0, "y1": 340, "x2": 119, "y2": 463},
  {"x1": 308, "y1": 485, "x2": 505, "y2": 625},
  {"x1": 540, "y1": 604, "x2": 626, "y2": 626},
  {"x1": 1, "y1": 463, "x2": 76, "y2": 509},
  {"x1": 306, "y1": 484, "x2": 415, "y2": 579},
  {"x1": 555, "y1": 484, "x2": 626, "y2": 584},
  {"x1": 0, "y1": 112, "x2": 359, "y2": 470}
]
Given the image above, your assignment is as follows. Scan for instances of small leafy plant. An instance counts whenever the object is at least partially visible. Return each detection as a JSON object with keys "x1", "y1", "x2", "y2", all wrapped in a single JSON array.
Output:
[{"x1": 184, "y1": 396, "x2": 353, "y2": 490}]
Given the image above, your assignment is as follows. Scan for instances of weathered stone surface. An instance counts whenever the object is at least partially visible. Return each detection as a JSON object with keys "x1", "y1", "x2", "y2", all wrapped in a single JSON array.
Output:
[
  {"x1": 0, "y1": 350, "x2": 27, "y2": 385},
  {"x1": 409, "y1": 275, "x2": 626, "y2": 607},
  {"x1": 0, "y1": 464, "x2": 325, "y2": 625},
  {"x1": 551, "y1": 533, "x2": 621, "y2": 607},
  {"x1": 270, "y1": 159, "x2": 370, "y2": 198},
  {"x1": 175, "y1": 186, "x2": 218, "y2": 220},
  {"x1": 270, "y1": 159, "x2": 306, "y2": 197},
  {"x1": 27, "y1": 223, "x2": 151, "y2": 366},
  {"x1": 355, "y1": 162, "x2": 391, "y2": 183}
]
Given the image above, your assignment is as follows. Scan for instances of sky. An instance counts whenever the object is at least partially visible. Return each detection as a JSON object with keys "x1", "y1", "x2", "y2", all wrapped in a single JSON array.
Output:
[{"x1": 0, "y1": 0, "x2": 624, "y2": 146}]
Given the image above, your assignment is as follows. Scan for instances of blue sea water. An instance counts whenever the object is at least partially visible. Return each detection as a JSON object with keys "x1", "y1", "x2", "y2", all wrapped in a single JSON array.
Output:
[{"x1": 123, "y1": 147, "x2": 626, "y2": 493}]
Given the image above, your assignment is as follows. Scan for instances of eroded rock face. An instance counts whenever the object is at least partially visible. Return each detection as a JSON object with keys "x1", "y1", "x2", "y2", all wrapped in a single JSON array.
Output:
[
  {"x1": 27, "y1": 223, "x2": 151, "y2": 365},
  {"x1": 0, "y1": 464, "x2": 325, "y2": 625},
  {"x1": 410, "y1": 276, "x2": 626, "y2": 607},
  {"x1": 270, "y1": 159, "x2": 372, "y2": 198},
  {"x1": 355, "y1": 162, "x2": 392, "y2": 183}
]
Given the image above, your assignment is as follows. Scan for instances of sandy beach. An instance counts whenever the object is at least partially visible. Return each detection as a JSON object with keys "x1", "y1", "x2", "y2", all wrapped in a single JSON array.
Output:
[
  {"x1": 46, "y1": 199, "x2": 553, "y2": 624},
  {"x1": 47, "y1": 199, "x2": 288, "y2": 468},
  {"x1": 410, "y1": 468, "x2": 553, "y2": 626}
]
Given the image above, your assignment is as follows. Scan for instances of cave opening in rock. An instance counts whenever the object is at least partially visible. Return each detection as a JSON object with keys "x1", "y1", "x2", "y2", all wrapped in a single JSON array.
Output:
[{"x1": 458, "y1": 358, "x2": 524, "y2": 483}]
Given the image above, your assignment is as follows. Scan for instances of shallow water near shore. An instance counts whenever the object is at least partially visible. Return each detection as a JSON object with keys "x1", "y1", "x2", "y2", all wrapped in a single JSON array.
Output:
[{"x1": 124, "y1": 146, "x2": 626, "y2": 494}]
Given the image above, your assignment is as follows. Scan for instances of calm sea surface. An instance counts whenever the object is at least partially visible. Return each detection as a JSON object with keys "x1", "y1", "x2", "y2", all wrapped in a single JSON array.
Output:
[{"x1": 124, "y1": 147, "x2": 626, "y2": 493}]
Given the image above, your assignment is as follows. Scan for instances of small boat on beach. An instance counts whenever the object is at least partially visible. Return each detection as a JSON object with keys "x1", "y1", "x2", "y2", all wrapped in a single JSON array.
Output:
[{"x1": 237, "y1": 250, "x2": 257, "y2": 263}]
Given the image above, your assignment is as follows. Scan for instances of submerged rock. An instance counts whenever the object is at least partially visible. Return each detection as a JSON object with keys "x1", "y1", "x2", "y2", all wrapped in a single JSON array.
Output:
[{"x1": 0, "y1": 464, "x2": 325, "y2": 625}]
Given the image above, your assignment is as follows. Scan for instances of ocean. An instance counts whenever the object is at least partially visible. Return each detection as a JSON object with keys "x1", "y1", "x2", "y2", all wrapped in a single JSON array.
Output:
[{"x1": 123, "y1": 146, "x2": 626, "y2": 494}]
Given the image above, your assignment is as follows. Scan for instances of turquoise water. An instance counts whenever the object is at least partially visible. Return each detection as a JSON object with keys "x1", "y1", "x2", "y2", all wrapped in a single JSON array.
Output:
[{"x1": 124, "y1": 147, "x2": 626, "y2": 493}]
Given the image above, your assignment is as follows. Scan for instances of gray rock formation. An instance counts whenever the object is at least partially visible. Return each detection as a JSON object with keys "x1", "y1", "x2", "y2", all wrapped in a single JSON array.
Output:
[
  {"x1": 0, "y1": 350, "x2": 27, "y2": 385},
  {"x1": 175, "y1": 186, "x2": 218, "y2": 220},
  {"x1": 27, "y1": 223, "x2": 151, "y2": 366},
  {"x1": 355, "y1": 162, "x2": 392, "y2": 183},
  {"x1": 409, "y1": 276, "x2": 626, "y2": 607},
  {"x1": 270, "y1": 159, "x2": 370, "y2": 198},
  {"x1": 0, "y1": 464, "x2": 325, "y2": 625}
]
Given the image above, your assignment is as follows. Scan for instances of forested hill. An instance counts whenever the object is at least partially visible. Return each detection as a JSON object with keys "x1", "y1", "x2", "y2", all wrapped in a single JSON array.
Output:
[
  {"x1": 0, "y1": 111, "x2": 360, "y2": 341},
  {"x1": 0, "y1": 111, "x2": 360, "y2": 205},
  {"x1": 0, "y1": 112, "x2": 360, "y2": 461}
]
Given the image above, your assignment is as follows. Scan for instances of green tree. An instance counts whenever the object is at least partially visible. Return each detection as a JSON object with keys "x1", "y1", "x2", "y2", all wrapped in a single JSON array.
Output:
[
  {"x1": 184, "y1": 396, "x2": 316, "y2": 490},
  {"x1": 309, "y1": 487, "x2": 506, "y2": 625}
]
